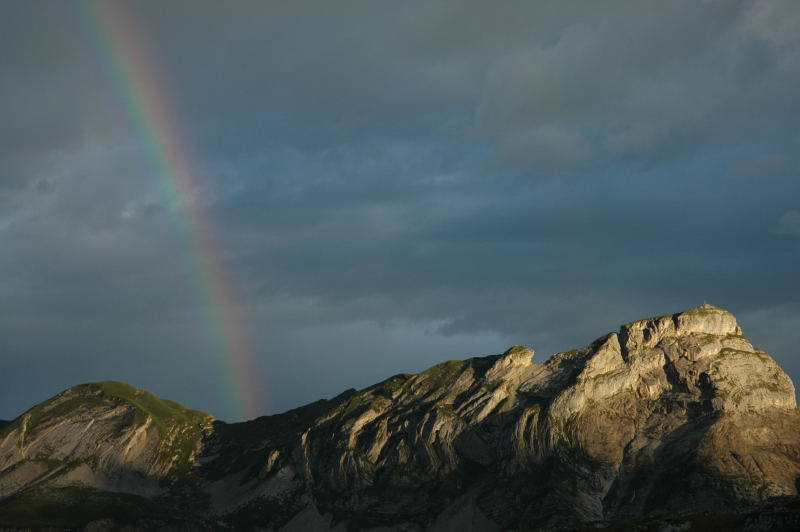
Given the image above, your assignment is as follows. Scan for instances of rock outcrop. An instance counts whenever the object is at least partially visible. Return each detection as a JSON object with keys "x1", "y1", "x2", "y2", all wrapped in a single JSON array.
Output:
[
  {"x1": 0, "y1": 382, "x2": 212, "y2": 500},
  {"x1": 1, "y1": 304, "x2": 799, "y2": 530}
]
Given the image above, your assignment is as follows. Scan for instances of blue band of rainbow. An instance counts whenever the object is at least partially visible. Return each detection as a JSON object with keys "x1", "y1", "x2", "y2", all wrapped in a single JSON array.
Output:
[{"x1": 80, "y1": 0, "x2": 264, "y2": 421}]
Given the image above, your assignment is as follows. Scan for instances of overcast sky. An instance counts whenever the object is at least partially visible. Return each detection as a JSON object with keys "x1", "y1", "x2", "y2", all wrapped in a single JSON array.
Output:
[{"x1": 2, "y1": 0, "x2": 799, "y2": 422}]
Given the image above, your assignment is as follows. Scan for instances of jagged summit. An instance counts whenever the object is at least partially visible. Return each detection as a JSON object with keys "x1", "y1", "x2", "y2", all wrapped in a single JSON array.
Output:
[
  {"x1": 620, "y1": 303, "x2": 742, "y2": 348},
  {"x1": 501, "y1": 344, "x2": 534, "y2": 361},
  {"x1": 1, "y1": 306, "x2": 799, "y2": 530}
]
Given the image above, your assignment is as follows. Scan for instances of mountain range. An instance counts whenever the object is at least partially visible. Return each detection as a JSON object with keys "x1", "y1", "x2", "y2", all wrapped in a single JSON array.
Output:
[{"x1": 1, "y1": 304, "x2": 799, "y2": 530}]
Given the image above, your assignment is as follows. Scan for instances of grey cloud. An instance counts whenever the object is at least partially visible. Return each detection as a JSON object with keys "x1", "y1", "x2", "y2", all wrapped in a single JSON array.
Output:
[
  {"x1": 776, "y1": 210, "x2": 800, "y2": 237},
  {"x1": 476, "y1": 0, "x2": 800, "y2": 168},
  {"x1": 1, "y1": 1, "x2": 798, "y2": 421}
]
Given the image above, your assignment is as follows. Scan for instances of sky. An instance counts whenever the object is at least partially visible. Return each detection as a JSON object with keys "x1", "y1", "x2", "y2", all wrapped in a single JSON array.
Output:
[{"x1": 1, "y1": 0, "x2": 799, "y2": 422}]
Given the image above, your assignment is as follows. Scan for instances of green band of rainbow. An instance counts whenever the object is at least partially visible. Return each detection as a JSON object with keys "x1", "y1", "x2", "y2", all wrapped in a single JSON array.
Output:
[{"x1": 79, "y1": 0, "x2": 264, "y2": 421}]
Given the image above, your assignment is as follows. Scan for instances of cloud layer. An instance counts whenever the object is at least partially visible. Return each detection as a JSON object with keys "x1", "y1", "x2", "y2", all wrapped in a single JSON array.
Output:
[{"x1": 1, "y1": 0, "x2": 798, "y2": 420}]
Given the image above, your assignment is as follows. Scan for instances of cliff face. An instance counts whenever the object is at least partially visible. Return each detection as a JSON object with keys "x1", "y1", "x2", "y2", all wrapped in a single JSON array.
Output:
[
  {"x1": 1, "y1": 304, "x2": 799, "y2": 530},
  {"x1": 0, "y1": 382, "x2": 212, "y2": 500}
]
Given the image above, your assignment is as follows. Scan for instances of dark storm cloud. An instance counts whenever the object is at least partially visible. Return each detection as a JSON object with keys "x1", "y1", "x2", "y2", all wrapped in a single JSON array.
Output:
[
  {"x1": 1, "y1": 0, "x2": 798, "y2": 421},
  {"x1": 475, "y1": 0, "x2": 800, "y2": 168}
]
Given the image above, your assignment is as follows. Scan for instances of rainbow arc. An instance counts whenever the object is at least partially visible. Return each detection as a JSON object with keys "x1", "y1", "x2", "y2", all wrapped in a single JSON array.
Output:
[{"x1": 80, "y1": 0, "x2": 264, "y2": 420}]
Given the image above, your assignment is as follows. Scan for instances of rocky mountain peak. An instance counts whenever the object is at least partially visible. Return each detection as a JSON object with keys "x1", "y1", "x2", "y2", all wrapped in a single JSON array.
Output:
[
  {"x1": 501, "y1": 344, "x2": 534, "y2": 361},
  {"x1": 619, "y1": 303, "x2": 742, "y2": 353},
  {"x1": 492, "y1": 344, "x2": 534, "y2": 370},
  {"x1": 1, "y1": 306, "x2": 799, "y2": 530}
]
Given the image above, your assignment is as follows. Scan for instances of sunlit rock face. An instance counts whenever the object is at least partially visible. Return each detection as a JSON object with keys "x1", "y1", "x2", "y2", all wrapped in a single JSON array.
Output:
[
  {"x1": 2, "y1": 305, "x2": 799, "y2": 531},
  {"x1": 0, "y1": 382, "x2": 213, "y2": 503}
]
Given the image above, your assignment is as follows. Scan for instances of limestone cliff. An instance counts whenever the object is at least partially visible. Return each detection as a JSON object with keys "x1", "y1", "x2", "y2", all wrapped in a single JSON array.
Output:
[
  {"x1": 0, "y1": 382, "x2": 212, "y2": 499},
  {"x1": 1, "y1": 304, "x2": 799, "y2": 531}
]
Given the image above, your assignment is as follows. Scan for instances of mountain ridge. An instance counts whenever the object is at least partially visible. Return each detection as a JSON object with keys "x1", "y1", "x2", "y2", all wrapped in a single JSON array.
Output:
[{"x1": 2, "y1": 304, "x2": 799, "y2": 530}]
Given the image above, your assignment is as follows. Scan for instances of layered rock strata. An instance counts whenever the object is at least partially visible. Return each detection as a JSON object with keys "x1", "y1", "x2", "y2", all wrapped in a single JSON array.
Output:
[{"x1": 1, "y1": 304, "x2": 798, "y2": 530}]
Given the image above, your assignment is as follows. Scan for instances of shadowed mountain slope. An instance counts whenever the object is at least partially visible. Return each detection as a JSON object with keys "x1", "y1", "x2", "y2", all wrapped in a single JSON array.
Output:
[{"x1": 1, "y1": 304, "x2": 799, "y2": 530}]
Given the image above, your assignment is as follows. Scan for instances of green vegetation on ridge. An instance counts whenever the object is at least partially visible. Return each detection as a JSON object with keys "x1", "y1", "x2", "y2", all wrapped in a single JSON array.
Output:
[
  {"x1": 1, "y1": 381, "x2": 211, "y2": 433},
  {"x1": 88, "y1": 382, "x2": 212, "y2": 479},
  {"x1": 88, "y1": 381, "x2": 211, "y2": 431},
  {"x1": 0, "y1": 381, "x2": 213, "y2": 481}
]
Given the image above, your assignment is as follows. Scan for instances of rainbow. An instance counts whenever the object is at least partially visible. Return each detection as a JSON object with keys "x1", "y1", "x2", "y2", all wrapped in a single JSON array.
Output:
[{"x1": 78, "y1": 1, "x2": 264, "y2": 421}]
